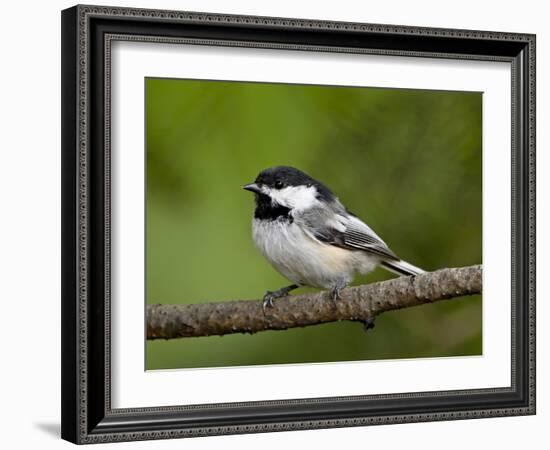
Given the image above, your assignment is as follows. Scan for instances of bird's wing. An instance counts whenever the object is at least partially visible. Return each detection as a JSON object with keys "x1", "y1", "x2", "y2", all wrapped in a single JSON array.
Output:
[
  {"x1": 297, "y1": 204, "x2": 399, "y2": 261},
  {"x1": 340, "y1": 215, "x2": 399, "y2": 260}
]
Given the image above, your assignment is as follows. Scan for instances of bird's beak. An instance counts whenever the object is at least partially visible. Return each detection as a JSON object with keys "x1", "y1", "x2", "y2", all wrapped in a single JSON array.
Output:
[{"x1": 243, "y1": 183, "x2": 262, "y2": 194}]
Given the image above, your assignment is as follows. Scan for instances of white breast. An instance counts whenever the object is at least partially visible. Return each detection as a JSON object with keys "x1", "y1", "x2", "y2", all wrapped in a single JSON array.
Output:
[{"x1": 252, "y1": 219, "x2": 378, "y2": 289}]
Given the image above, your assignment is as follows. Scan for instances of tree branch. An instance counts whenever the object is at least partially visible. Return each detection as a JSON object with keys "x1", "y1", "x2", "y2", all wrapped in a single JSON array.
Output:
[{"x1": 147, "y1": 265, "x2": 481, "y2": 340}]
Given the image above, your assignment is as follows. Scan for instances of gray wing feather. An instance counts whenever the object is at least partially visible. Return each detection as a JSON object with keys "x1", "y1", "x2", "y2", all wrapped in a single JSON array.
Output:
[
  {"x1": 338, "y1": 217, "x2": 399, "y2": 260},
  {"x1": 296, "y1": 201, "x2": 399, "y2": 261}
]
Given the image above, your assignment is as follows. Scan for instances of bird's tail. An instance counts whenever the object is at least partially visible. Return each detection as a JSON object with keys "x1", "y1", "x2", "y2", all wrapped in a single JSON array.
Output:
[{"x1": 381, "y1": 259, "x2": 425, "y2": 277}]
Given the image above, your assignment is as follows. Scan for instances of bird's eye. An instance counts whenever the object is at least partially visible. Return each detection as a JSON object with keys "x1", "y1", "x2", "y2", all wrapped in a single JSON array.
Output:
[{"x1": 274, "y1": 180, "x2": 284, "y2": 189}]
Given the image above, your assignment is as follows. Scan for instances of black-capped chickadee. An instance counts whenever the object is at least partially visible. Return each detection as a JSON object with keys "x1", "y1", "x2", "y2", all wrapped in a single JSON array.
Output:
[{"x1": 244, "y1": 166, "x2": 425, "y2": 310}]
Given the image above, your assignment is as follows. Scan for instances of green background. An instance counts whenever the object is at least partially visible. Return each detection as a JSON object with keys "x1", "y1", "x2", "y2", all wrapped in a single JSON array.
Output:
[{"x1": 146, "y1": 78, "x2": 482, "y2": 370}]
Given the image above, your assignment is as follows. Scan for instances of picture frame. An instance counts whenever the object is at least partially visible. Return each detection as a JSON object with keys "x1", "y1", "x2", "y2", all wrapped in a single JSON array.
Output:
[{"x1": 61, "y1": 4, "x2": 536, "y2": 444}]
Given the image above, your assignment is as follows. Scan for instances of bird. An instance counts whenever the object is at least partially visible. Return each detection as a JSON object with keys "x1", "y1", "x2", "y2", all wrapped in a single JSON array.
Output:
[{"x1": 243, "y1": 166, "x2": 425, "y2": 313}]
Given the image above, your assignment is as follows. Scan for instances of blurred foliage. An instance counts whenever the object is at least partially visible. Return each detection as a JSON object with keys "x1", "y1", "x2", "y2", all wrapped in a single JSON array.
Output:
[{"x1": 145, "y1": 78, "x2": 482, "y2": 370}]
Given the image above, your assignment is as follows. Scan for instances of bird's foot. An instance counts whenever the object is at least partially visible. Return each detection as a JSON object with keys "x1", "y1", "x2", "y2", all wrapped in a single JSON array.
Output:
[
  {"x1": 330, "y1": 286, "x2": 342, "y2": 302},
  {"x1": 262, "y1": 292, "x2": 276, "y2": 310},
  {"x1": 330, "y1": 279, "x2": 348, "y2": 303},
  {"x1": 262, "y1": 284, "x2": 298, "y2": 312}
]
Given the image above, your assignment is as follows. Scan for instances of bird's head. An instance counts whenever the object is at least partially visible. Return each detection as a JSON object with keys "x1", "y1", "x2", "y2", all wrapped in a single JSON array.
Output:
[{"x1": 243, "y1": 166, "x2": 335, "y2": 212}]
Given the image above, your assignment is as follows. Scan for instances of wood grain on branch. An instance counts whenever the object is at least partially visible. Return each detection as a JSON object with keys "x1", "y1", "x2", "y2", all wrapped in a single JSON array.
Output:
[{"x1": 147, "y1": 265, "x2": 481, "y2": 340}]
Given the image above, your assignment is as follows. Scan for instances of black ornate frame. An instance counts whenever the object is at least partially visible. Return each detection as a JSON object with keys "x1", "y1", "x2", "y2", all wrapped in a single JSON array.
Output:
[{"x1": 61, "y1": 4, "x2": 536, "y2": 444}]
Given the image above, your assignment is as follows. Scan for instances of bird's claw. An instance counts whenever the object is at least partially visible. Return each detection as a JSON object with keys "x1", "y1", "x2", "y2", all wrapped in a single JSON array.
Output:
[
  {"x1": 262, "y1": 292, "x2": 276, "y2": 311},
  {"x1": 261, "y1": 284, "x2": 298, "y2": 313},
  {"x1": 330, "y1": 285, "x2": 344, "y2": 302}
]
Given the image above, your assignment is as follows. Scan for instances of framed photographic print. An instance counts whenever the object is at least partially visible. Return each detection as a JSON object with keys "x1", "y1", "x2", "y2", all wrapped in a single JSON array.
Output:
[{"x1": 61, "y1": 4, "x2": 536, "y2": 444}]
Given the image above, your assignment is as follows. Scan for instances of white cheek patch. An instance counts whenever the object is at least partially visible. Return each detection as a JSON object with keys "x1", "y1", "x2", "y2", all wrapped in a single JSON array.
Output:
[{"x1": 264, "y1": 185, "x2": 319, "y2": 210}]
